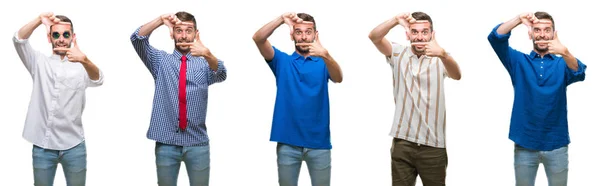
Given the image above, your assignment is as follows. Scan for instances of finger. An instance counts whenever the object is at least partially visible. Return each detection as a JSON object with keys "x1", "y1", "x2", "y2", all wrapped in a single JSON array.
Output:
[
  {"x1": 295, "y1": 43, "x2": 313, "y2": 46},
  {"x1": 300, "y1": 21, "x2": 314, "y2": 25},
  {"x1": 414, "y1": 20, "x2": 428, "y2": 24},
  {"x1": 534, "y1": 40, "x2": 551, "y2": 44},
  {"x1": 537, "y1": 20, "x2": 552, "y2": 24},
  {"x1": 72, "y1": 37, "x2": 78, "y2": 47},
  {"x1": 177, "y1": 22, "x2": 193, "y2": 26},
  {"x1": 195, "y1": 31, "x2": 201, "y2": 43},
  {"x1": 175, "y1": 42, "x2": 194, "y2": 46},
  {"x1": 53, "y1": 47, "x2": 70, "y2": 52},
  {"x1": 411, "y1": 42, "x2": 428, "y2": 46},
  {"x1": 57, "y1": 22, "x2": 71, "y2": 25}
]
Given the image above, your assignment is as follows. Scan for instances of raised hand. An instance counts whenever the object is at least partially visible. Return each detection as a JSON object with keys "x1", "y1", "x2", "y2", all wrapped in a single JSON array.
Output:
[
  {"x1": 295, "y1": 33, "x2": 328, "y2": 57},
  {"x1": 534, "y1": 31, "x2": 567, "y2": 55},
  {"x1": 282, "y1": 12, "x2": 313, "y2": 40},
  {"x1": 40, "y1": 12, "x2": 70, "y2": 33},
  {"x1": 161, "y1": 14, "x2": 193, "y2": 39},
  {"x1": 53, "y1": 37, "x2": 87, "y2": 62},
  {"x1": 175, "y1": 31, "x2": 210, "y2": 57},
  {"x1": 395, "y1": 12, "x2": 417, "y2": 31},
  {"x1": 411, "y1": 31, "x2": 445, "y2": 57}
]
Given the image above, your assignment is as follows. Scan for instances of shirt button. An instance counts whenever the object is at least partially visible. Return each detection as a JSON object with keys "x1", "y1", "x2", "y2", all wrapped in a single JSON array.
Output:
[
  {"x1": 540, "y1": 74, "x2": 543, "y2": 77},
  {"x1": 541, "y1": 66, "x2": 543, "y2": 68}
]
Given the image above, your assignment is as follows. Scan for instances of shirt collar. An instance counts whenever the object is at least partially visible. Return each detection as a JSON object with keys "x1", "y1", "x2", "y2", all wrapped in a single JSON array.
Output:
[
  {"x1": 407, "y1": 47, "x2": 432, "y2": 59},
  {"x1": 50, "y1": 53, "x2": 68, "y2": 62},
  {"x1": 529, "y1": 50, "x2": 556, "y2": 60},
  {"x1": 292, "y1": 51, "x2": 316, "y2": 61},
  {"x1": 172, "y1": 49, "x2": 191, "y2": 60}
]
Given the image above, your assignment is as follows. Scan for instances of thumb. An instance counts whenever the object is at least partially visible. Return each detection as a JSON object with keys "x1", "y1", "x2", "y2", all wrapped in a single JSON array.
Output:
[
  {"x1": 72, "y1": 37, "x2": 78, "y2": 48},
  {"x1": 553, "y1": 30, "x2": 559, "y2": 40},
  {"x1": 314, "y1": 32, "x2": 320, "y2": 44},
  {"x1": 195, "y1": 31, "x2": 201, "y2": 43}
]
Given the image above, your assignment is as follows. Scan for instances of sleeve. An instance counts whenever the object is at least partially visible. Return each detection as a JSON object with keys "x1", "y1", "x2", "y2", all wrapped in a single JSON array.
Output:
[
  {"x1": 208, "y1": 59, "x2": 227, "y2": 85},
  {"x1": 12, "y1": 31, "x2": 43, "y2": 77},
  {"x1": 386, "y1": 42, "x2": 408, "y2": 69},
  {"x1": 487, "y1": 23, "x2": 520, "y2": 77},
  {"x1": 86, "y1": 68, "x2": 104, "y2": 87},
  {"x1": 565, "y1": 58, "x2": 586, "y2": 85},
  {"x1": 266, "y1": 46, "x2": 285, "y2": 77},
  {"x1": 130, "y1": 26, "x2": 166, "y2": 79}
]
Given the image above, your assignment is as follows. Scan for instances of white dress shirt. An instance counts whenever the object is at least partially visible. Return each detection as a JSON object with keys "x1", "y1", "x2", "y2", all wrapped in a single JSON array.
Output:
[{"x1": 13, "y1": 32, "x2": 104, "y2": 150}]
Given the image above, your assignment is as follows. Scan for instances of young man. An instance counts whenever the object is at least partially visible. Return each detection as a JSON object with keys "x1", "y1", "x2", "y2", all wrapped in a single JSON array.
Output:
[
  {"x1": 130, "y1": 11, "x2": 227, "y2": 186},
  {"x1": 488, "y1": 11, "x2": 586, "y2": 186},
  {"x1": 368, "y1": 12, "x2": 461, "y2": 186},
  {"x1": 13, "y1": 12, "x2": 104, "y2": 186},
  {"x1": 252, "y1": 12, "x2": 343, "y2": 186}
]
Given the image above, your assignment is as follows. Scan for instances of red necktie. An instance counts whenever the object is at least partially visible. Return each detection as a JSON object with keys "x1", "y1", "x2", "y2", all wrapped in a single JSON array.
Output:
[{"x1": 178, "y1": 55, "x2": 187, "y2": 131}]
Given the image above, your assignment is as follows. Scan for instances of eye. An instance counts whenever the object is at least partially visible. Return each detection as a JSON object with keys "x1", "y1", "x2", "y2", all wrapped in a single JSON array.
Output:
[
  {"x1": 52, "y1": 32, "x2": 60, "y2": 39},
  {"x1": 63, "y1": 32, "x2": 71, "y2": 38},
  {"x1": 295, "y1": 31, "x2": 302, "y2": 35},
  {"x1": 306, "y1": 31, "x2": 313, "y2": 35}
]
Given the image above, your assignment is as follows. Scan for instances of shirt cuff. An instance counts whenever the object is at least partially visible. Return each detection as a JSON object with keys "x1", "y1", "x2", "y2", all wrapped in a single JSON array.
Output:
[
  {"x1": 568, "y1": 59, "x2": 586, "y2": 75},
  {"x1": 13, "y1": 31, "x2": 28, "y2": 43},
  {"x1": 132, "y1": 26, "x2": 150, "y2": 40},
  {"x1": 213, "y1": 60, "x2": 225, "y2": 74},
  {"x1": 490, "y1": 23, "x2": 511, "y2": 41}
]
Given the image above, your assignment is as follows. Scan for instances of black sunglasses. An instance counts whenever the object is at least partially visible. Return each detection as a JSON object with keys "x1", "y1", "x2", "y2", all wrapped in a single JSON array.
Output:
[{"x1": 51, "y1": 31, "x2": 71, "y2": 39}]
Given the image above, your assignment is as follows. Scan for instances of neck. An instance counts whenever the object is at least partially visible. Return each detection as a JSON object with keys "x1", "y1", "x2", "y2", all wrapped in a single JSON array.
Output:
[
  {"x1": 411, "y1": 48, "x2": 425, "y2": 58},
  {"x1": 534, "y1": 49, "x2": 550, "y2": 58},
  {"x1": 296, "y1": 50, "x2": 310, "y2": 58}
]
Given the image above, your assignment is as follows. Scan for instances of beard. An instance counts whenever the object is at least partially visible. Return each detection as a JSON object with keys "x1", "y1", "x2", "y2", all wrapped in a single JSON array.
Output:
[
  {"x1": 532, "y1": 35, "x2": 551, "y2": 53},
  {"x1": 175, "y1": 38, "x2": 194, "y2": 53},
  {"x1": 52, "y1": 41, "x2": 71, "y2": 55},
  {"x1": 294, "y1": 39, "x2": 312, "y2": 54},
  {"x1": 410, "y1": 38, "x2": 428, "y2": 54}
]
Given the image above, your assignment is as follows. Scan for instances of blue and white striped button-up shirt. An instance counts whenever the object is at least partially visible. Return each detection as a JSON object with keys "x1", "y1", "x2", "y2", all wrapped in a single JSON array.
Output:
[{"x1": 130, "y1": 27, "x2": 227, "y2": 147}]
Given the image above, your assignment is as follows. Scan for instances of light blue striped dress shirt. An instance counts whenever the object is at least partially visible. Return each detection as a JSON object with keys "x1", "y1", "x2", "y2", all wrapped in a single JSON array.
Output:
[{"x1": 130, "y1": 27, "x2": 227, "y2": 147}]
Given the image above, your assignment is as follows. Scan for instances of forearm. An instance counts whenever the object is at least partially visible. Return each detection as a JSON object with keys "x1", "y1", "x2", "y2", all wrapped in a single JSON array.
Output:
[
  {"x1": 18, "y1": 17, "x2": 42, "y2": 40},
  {"x1": 322, "y1": 52, "x2": 343, "y2": 83},
  {"x1": 439, "y1": 52, "x2": 461, "y2": 80},
  {"x1": 204, "y1": 51, "x2": 219, "y2": 71},
  {"x1": 496, "y1": 16, "x2": 521, "y2": 35},
  {"x1": 252, "y1": 16, "x2": 284, "y2": 43},
  {"x1": 368, "y1": 17, "x2": 397, "y2": 42},
  {"x1": 138, "y1": 16, "x2": 163, "y2": 37},
  {"x1": 80, "y1": 57, "x2": 100, "y2": 80},
  {"x1": 562, "y1": 50, "x2": 579, "y2": 71}
]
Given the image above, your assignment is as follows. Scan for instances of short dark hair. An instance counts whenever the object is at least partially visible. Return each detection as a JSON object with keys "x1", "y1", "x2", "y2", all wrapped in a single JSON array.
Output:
[
  {"x1": 50, "y1": 15, "x2": 73, "y2": 32},
  {"x1": 175, "y1": 11, "x2": 197, "y2": 30},
  {"x1": 534, "y1": 11, "x2": 555, "y2": 30},
  {"x1": 411, "y1": 12, "x2": 433, "y2": 31},
  {"x1": 297, "y1": 13, "x2": 316, "y2": 30}
]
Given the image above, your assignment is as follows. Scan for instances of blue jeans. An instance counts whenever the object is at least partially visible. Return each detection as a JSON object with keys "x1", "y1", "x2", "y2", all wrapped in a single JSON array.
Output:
[
  {"x1": 514, "y1": 144, "x2": 568, "y2": 186},
  {"x1": 276, "y1": 143, "x2": 331, "y2": 186},
  {"x1": 155, "y1": 142, "x2": 210, "y2": 186},
  {"x1": 32, "y1": 141, "x2": 87, "y2": 186}
]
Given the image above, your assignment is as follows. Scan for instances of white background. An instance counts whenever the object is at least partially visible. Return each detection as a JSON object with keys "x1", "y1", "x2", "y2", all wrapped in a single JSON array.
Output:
[{"x1": 0, "y1": 0, "x2": 597, "y2": 185}]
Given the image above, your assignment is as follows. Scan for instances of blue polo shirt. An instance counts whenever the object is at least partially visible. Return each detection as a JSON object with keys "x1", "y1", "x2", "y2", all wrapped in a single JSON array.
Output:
[
  {"x1": 267, "y1": 46, "x2": 332, "y2": 149},
  {"x1": 487, "y1": 23, "x2": 587, "y2": 151}
]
